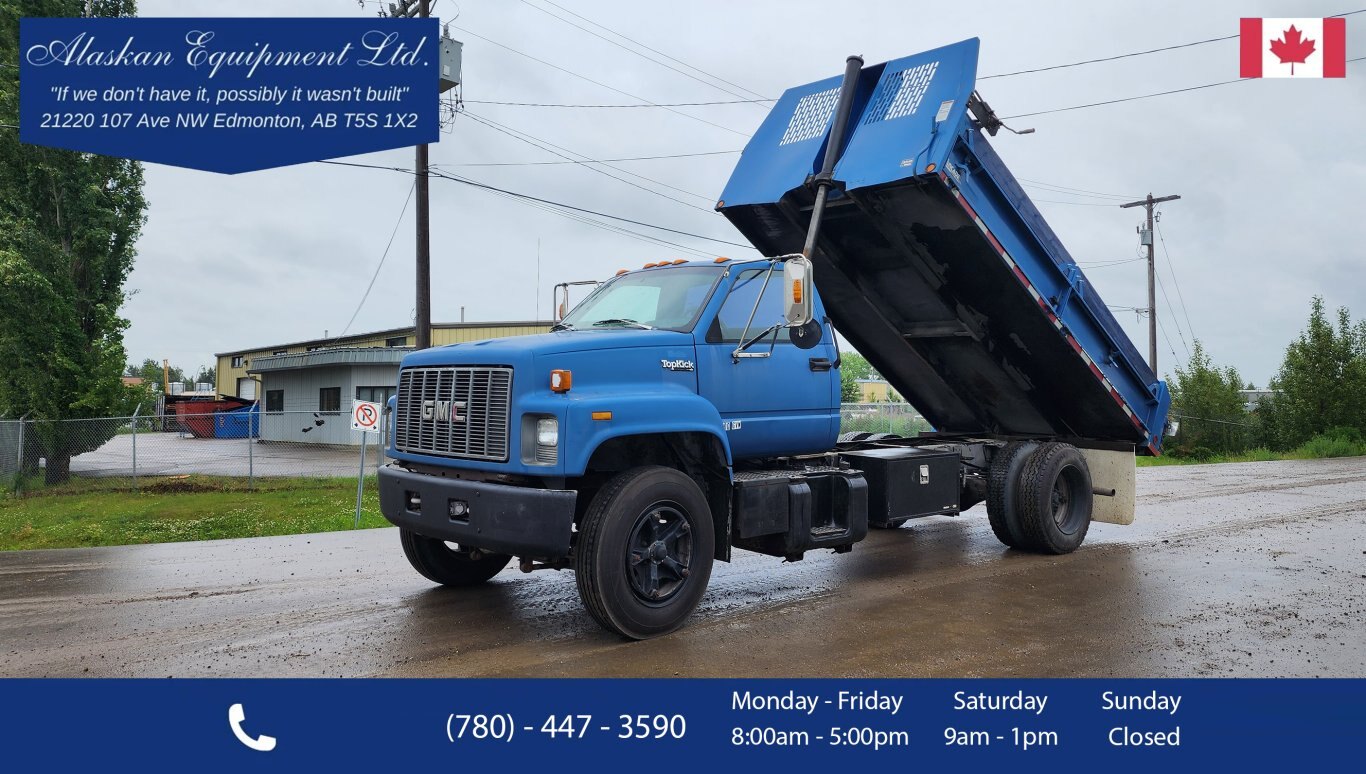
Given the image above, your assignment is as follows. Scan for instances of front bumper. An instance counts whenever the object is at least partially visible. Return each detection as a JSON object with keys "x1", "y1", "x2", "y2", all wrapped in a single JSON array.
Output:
[{"x1": 378, "y1": 465, "x2": 577, "y2": 559}]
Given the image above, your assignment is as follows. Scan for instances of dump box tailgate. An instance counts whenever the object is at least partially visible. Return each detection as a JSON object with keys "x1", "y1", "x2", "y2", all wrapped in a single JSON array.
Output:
[{"x1": 718, "y1": 39, "x2": 1170, "y2": 453}]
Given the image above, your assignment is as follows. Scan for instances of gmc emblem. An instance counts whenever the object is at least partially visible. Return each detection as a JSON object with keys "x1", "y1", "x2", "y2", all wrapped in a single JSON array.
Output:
[{"x1": 421, "y1": 399, "x2": 466, "y2": 422}]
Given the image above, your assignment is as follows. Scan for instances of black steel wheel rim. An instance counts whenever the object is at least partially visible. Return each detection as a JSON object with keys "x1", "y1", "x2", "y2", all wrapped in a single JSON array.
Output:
[
  {"x1": 1051, "y1": 465, "x2": 1086, "y2": 534},
  {"x1": 625, "y1": 500, "x2": 693, "y2": 605}
]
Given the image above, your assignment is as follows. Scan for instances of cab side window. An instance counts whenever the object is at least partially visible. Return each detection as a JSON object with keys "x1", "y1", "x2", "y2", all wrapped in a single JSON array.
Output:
[{"x1": 711, "y1": 269, "x2": 791, "y2": 343}]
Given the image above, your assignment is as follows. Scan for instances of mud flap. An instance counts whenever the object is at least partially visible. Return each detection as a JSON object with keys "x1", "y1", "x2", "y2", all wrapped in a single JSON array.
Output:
[{"x1": 1080, "y1": 448, "x2": 1136, "y2": 525}]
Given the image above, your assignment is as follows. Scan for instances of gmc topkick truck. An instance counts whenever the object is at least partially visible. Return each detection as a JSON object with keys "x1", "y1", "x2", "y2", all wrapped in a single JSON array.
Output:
[{"x1": 378, "y1": 40, "x2": 1172, "y2": 639}]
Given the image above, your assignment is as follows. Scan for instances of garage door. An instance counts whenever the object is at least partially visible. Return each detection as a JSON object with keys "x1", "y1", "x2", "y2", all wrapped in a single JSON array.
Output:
[{"x1": 237, "y1": 377, "x2": 257, "y2": 400}]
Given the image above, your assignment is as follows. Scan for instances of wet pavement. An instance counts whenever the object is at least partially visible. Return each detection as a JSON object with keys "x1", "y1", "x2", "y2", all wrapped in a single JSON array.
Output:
[{"x1": 2, "y1": 457, "x2": 1363, "y2": 678}]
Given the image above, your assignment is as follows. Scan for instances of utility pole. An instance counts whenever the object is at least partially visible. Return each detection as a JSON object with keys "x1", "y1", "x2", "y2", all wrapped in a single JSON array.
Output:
[
  {"x1": 384, "y1": 0, "x2": 433, "y2": 349},
  {"x1": 1119, "y1": 193, "x2": 1180, "y2": 373}
]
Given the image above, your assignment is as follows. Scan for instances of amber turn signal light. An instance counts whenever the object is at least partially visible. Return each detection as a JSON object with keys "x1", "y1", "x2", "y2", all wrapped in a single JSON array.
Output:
[{"x1": 551, "y1": 370, "x2": 572, "y2": 393}]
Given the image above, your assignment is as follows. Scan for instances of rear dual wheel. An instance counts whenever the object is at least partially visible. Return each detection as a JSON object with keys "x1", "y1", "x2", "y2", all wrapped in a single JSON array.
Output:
[{"x1": 985, "y1": 441, "x2": 1092, "y2": 554}]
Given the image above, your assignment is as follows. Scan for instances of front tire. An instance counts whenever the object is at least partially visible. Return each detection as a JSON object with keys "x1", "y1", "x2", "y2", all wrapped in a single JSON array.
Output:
[
  {"x1": 574, "y1": 466, "x2": 715, "y2": 640},
  {"x1": 400, "y1": 528, "x2": 512, "y2": 586}
]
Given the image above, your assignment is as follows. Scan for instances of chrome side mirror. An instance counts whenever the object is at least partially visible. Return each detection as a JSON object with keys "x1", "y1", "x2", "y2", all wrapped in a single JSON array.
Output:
[{"x1": 782, "y1": 256, "x2": 814, "y2": 328}]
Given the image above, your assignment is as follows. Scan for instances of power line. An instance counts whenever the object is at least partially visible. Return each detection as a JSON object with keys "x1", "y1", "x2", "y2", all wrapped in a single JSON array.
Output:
[
  {"x1": 435, "y1": 149, "x2": 740, "y2": 167},
  {"x1": 331, "y1": 180, "x2": 417, "y2": 342},
  {"x1": 462, "y1": 98, "x2": 768, "y2": 107},
  {"x1": 1171, "y1": 413, "x2": 1254, "y2": 428},
  {"x1": 980, "y1": 8, "x2": 1366, "y2": 80},
  {"x1": 1032, "y1": 198, "x2": 1123, "y2": 207},
  {"x1": 1155, "y1": 317, "x2": 1182, "y2": 365},
  {"x1": 1079, "y1": 257, "x2": 1146, "y2": 268},
  {"x1": 1154, "y1": 271, "x2": 1192, "y2": 359},
  {"x1": 981, "y1": 35, "x2": 1238, "y2": 80},
  {"x1": 1155, "y1": 220, "x2": 1198, "y2": 346},
  {"x1": 448, "y1": 24, "x2": 751, "y2": 137},
  {"x1": 1003, "y1": 77, "x2": 1249, "y2": 120},
  {"x1": 529, "y1": 0, "x2": 773, "y2": 102},
  {"x1": 317, "y1": 159, "x2": 756, "y2": 250},
  {"x1": 457, "y1": 109, "x2": 715, "y2": 208},
  {"x1": 517, "y1": 0, "x2": 772, "y2": 105},
  {"x1": 319, "y1": 160, "x2": 719, "y2": 258},
  {"x1": 1017, "y1": 177, "x2": 1139, "y2": 200},
  {"x1": 1005, "y1": 55, "x2": 1366, "y2": 119}
]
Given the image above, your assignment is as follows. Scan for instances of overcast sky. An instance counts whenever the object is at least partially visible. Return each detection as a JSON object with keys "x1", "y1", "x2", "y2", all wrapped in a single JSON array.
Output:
[{"x1": 126, "y1": 0, "x2": 1365, "y2": 387}]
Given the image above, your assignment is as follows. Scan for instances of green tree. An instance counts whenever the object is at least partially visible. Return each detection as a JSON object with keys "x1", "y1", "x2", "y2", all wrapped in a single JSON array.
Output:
[
  {"x1": 126, "y1": 358, "x2": 184, "y2": 388},
  {"x1": 194, "y1": 364, "x2": 215, "y2": 386},
  {"x1": 839, "y1": 368, "x2": 860, "y2": 403},
  {"x1": 839, "y1": 352, "x2": 877, "y2": 382},
  {"x1": 1263, "y1": 297, "x2": 1366, "y2": 448},
  {"x1": 0, "y1": 0, "x2": 148, "y2": 482},
  {"x1": 1167, "y1": 340, "x2": 1249, "y2": 456},
  {"x1": 838, "y1": 351, "x2": 881, "y2": 403}
]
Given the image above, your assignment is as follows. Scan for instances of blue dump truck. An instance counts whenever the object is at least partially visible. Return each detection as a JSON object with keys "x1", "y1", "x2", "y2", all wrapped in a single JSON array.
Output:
[{"x1": 378, "y1": 39, "x2": 1171, "y2": 639}]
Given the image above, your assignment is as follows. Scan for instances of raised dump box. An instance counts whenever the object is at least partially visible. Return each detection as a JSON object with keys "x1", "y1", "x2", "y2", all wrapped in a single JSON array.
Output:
[{"x1": 718, "y1": 38, "x2": 1170, "y2": 453}]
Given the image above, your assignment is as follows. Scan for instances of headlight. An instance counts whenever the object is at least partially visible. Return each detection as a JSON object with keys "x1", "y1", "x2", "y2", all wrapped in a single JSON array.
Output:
[{"x1": 536, "y1": 417, "x2": 559, "y2": 447}]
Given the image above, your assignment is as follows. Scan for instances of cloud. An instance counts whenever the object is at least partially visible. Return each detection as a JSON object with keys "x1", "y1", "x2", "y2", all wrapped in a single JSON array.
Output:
[{"x1": 125, "y1": 0, "x2": 1366, "y2": 387}]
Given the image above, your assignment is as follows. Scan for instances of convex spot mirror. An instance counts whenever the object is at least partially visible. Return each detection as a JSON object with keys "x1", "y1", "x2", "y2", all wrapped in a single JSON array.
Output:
[{"x1": 791, "y1": 319, "x2": 823, "y2": 350}]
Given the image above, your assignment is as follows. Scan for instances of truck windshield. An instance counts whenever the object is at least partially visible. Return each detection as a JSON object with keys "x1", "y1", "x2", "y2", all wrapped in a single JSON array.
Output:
[{"x1": 557, "y1": 267, "x2": 722, "y2": 332}]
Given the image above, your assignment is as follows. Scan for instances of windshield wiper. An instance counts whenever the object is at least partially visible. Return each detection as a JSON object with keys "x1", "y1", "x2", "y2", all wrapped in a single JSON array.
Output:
[
  {"x1": 591, "y1": 318, "x2": 654, "y2": 330},
  {"x1": 550, "y1": 321, "x2": 575, "y2": 331}
]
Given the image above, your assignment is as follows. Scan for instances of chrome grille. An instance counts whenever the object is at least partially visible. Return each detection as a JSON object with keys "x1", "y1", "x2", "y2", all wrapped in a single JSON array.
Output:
[{"x1": 395, "y1": 366, "x2": 513, "y2": 462}]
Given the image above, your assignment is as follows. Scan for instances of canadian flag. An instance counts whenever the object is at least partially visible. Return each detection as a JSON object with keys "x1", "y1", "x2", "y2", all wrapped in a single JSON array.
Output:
[{"x1": 1241, "y1": 17, "x2": 1346, "y2": 78}]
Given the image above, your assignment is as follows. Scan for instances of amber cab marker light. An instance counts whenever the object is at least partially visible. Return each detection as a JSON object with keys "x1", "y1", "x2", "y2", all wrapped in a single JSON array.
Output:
[
  {"x1": 714, "y1": 256, "x2": 730, "y2": 263},
  {"x1": 792, "y1": 278, "x2": 803, "y2": 304},
  {"x1": 926, "y1": 162, "x2": 937, "y2": 172},
  {"x1": 591, "y1": 411, "x2": 613, "y2": 421},
  {"x1": 615, "y1": 268, "x2": 628, "y2": 276},
  {"x1": 672, "y1": 259, "x2": 687, "y2": 265},
  {"x1": 643, "y1": 262, "x2": 658, "y2": 269},
  {"x1": 550, "y1": 370, "x2": 573, "y2": 393}
]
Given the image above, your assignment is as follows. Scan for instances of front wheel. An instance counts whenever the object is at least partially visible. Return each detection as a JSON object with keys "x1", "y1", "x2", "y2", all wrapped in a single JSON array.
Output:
[
  {"x1": 574, "y1": 466, "x2": 715, "y2": 640},
  {"x1": 400, "y1": 528, "x2": 512, "y2": 586}
]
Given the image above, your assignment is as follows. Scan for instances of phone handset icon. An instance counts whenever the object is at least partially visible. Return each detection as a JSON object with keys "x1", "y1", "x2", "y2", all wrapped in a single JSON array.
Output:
[{"x1": 228, "y1": 703, "x2": 277, "y2": 752}]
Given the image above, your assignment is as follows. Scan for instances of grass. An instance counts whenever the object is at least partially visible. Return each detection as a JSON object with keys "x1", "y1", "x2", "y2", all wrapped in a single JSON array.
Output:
[
  {"x1": 0, "y1": 474, "x2": 388, "y2": 551},
  {"x1": 1138, "y1": 433, "x2": 1366, "y2": 467}
]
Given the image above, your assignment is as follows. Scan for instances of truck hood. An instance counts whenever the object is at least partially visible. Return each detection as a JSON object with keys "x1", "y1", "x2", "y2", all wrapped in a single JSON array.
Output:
[{"x1": 399, "y1": 329, "x2": 696, "y2": 368}]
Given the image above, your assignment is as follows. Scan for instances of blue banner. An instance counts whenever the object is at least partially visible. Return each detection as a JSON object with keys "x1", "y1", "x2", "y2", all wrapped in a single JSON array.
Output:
[
  {"x1": 0, "y1": 678, "x2": 1359, "y2": 770},
  {"x1": 18, "y1": 17, "x2": 439, "y2": 173}
]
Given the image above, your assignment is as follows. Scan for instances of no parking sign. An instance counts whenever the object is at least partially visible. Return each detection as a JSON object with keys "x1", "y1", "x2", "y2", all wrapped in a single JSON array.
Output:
[{"x1": 352, "y1": 400, "x2": 382, "y2": 434}]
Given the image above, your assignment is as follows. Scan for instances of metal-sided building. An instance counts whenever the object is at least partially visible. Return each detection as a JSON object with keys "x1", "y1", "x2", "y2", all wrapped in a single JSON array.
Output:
[
  {"x1": 214, "y1": 322, "x2": 552, "y2": 402},
  {"x1": 217, "y1": 321, "x2": 553, "y2": 446}
]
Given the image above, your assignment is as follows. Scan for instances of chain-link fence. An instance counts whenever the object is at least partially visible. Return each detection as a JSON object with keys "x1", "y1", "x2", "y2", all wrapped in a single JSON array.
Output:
[
  {"x1": 1, "y1": 409, "x2": 387, "y2": 491},
  {"x1": 1, "y1": 403, "x2": 929, "y2": 491},
  {"x1": 839, "y1": 402, "x2": 930, "y2": 437}
]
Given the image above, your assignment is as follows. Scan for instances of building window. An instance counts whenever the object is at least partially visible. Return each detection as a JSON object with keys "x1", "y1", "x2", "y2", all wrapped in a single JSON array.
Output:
[
  {"x1": 306, "y1": 346, "x2": 322, "y2": 352},
  {"x1": 356, "y1": 386, "x2": 395, "y2": 404},
  {"x1": 231, "y1": 356, "x2": 243, "y2": 368},
  {"x1": 385, "y1": 336, "x2": 408, "y2": 347},
  {"x1": 273, "y1": 350, "x2": 288, "y2": 356},
  {"x1": 265, "y1": 390, "x2": 284, "y2": 413},
  {"x1": 319, "y1": 387, "x2": 341, "y2": 414}
]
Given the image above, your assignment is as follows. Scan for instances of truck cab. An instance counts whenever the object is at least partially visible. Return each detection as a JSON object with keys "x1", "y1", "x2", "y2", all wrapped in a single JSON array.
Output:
[{"x1": 380, "y1": 258, "x2": 849, "y2": 638}]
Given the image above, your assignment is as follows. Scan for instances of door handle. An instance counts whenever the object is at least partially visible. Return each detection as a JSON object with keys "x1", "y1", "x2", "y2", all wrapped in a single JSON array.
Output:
[{"x1": 808, "y1": 357, "x2": 833, "y2": 372}]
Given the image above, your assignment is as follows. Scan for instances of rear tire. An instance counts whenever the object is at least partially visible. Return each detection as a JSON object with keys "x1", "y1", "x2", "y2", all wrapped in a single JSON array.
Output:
[
  {"x1": 574, "y1": 466, "x2": 714, "y2": 640},
  {"x1": 986, "y1": 441, "x2": 1037, "y2": 549},
  {"x1": 1016, "y1": 442, "x2": 1093, "y2": 554},
  {"x1": 400, "y1": 528, "x2": 512, "y2": 586}
]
